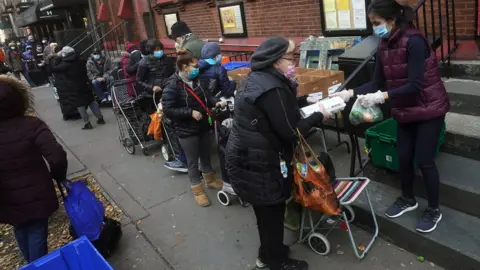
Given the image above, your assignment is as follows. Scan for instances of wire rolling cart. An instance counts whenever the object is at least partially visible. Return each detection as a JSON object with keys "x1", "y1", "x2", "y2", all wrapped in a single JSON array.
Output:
[
  {"x1": 111, "y1": 79, "x2": 161, "y2": 156},
  {"x1": 295, "y1": 129, "x2": 378, "y2": 259}
]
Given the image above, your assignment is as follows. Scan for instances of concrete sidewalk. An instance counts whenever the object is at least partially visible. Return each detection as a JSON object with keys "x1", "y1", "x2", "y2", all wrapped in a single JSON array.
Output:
[{"x1": 33, "y1": 85, "x2": 441, "y2": 270}]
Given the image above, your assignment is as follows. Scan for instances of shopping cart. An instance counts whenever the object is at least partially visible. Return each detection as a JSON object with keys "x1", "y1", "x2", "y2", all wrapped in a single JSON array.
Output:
[
  {"x1": 296, "y1": 130, "x2": 378, "y2": 259},
  {"x1": 111, "y1": 79, "x2": 160, "y2": 156}
]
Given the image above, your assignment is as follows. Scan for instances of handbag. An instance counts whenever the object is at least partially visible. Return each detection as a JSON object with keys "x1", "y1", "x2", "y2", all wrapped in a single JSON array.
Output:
[
  {"x1": 57, "y1": 179, "x2": 105, "y2": 241},
  {"x1": 292, "y1": 129, "x2": 341, "y2": 216}
]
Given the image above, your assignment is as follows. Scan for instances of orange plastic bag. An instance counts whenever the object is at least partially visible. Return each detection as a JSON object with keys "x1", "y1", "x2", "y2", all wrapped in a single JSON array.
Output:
[
  {"x1": 293, "y1": 129, "x2": 341, "y2": 216},
  {"x1": 147, "y1": 112, "x2": 162, "y2": 140}
]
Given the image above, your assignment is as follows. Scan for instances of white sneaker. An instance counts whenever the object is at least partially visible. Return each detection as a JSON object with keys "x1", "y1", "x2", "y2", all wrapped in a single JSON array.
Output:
[
  {"x1": 101, "y1": 98, "x2": 108, "y2": 103},
  {"x1": 107, "y1": 95, "x2": 112, "y2": 102},
  {"x1": 256, "y1": 258, "x2": 267, "y2": 269}
]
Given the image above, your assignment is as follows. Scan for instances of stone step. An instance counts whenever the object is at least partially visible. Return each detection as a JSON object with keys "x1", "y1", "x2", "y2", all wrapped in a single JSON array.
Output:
[
  {"x1": 440, "y1": 60, "x2": 480, "y2": 80},
  {"x1": 363, "y1": 152, "x2": 480, "y2": 219},
  {"x1": 352, "y1": 181, "x2": 480, "y2": 270},
  {"x1": 443, "y1": 79, "x2": 480, "y2": 161}
]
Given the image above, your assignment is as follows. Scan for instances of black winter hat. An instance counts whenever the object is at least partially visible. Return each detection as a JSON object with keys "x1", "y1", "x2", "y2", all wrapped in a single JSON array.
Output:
[
  {"x1": 250, "y1": 36, "x2": 289, "y2": 71},
  {"x1": 170, "y1": 21, "x2": 191, "y2": 39}
]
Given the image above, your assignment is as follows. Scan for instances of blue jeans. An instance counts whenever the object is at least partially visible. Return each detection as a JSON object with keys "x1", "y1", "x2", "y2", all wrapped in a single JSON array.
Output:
[
  {"x1": 92, "y1": 79, "x2": 108, "y2": 100},
  {"x1": 14, "y1": 219, "x2": 49, "y2": 263}
]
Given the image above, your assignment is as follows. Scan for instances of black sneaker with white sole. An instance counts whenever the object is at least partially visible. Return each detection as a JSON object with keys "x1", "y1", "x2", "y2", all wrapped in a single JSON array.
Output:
[
  {"x1": 385, "y1": 196, "x2": 418, "y2": 218},
  {"x1": 416, "y1": 207, "x2": 442, "y2": 233}
]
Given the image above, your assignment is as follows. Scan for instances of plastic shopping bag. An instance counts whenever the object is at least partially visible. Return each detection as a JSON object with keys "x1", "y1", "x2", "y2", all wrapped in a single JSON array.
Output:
[
  {"x1": 349, "y1": 98, "x2": 384, "y2": 126},
  {"x1": 293, "y1": 129, "x2": 341, "y2": 216},
  {"x1": 59, "y1": 180, "x2": 105, "y2": 241},
  {"x1": 147, "y1": 112, "x2": 162, "y2": 140}
]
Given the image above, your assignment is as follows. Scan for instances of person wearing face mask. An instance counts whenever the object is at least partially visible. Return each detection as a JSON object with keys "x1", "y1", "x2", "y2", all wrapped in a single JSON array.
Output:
[
  {"x1": 170, "y1": 21, "x2": 205, "y2": 59},
  {"x1": 331, "y1": 0, "x2": 449, "y2": 233},
  {"x1": 6, "y1": 42, "x2": 29, "y2": 82},
  {"x1": 198, "y1": 42, "x2": 236, "y2": 98},
  {"x1": 162, "y1": 49, "x2": 226, "y2": 206},
  {"x1": 225, "y1": 37, "x2": 331, "y2": 270},
  {"x1": 86, "y1": 48, "x2": 113, "y2": 103},
  {"x1": 136, "y1": 40, "x2": 175, "y2": 96}
]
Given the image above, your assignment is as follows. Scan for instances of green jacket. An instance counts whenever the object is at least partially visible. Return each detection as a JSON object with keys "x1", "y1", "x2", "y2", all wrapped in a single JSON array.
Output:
[{"x1": 181, "y1": 34, "x2": 205, "y2": 60}]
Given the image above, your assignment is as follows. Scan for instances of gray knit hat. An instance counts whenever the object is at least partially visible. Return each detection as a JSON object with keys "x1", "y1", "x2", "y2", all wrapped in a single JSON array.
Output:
[{"x1": 61, "y1": 46, "x2": 75, "y2": 57}]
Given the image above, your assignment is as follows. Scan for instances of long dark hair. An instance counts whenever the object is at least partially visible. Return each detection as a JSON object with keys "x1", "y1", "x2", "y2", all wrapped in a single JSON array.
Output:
[{"x1": 367, "y1": 0, "x2": 414, "y2": 25}]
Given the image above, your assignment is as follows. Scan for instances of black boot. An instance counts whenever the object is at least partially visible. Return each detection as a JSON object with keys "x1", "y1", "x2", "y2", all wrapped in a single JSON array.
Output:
[
  {"x1": 82, "y1": 122, "x2": 93, "y2": 130},
  {"x1": 97, "y1": 118, "x2": 106, "y2": 125}
]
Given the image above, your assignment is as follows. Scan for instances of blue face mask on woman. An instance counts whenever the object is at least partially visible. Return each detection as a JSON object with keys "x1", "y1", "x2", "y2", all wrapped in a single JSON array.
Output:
[
  {"x1": 188, "y1": 68, "x2": 199, "y2": 79},
  {"x1": 374, "y1": 23, "x2": 391, "y2": 39},
  {"x1": 153, "y1": 50, "x2": 164, "y2": 59}
]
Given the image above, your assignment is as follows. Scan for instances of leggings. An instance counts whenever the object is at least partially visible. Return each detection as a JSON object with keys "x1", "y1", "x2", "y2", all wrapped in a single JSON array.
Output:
[
  {"x1": 178, "y1": 132, "x2": 213, "y2": 186},
  {"x1": 397, "y1": 115, "x2": 445, "y2": 208}
]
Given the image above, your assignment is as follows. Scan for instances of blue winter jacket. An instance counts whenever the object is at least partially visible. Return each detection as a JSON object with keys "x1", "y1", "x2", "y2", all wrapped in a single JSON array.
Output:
[{"x1": 198, "y1": 60, "x2": 236, "y2": 98}]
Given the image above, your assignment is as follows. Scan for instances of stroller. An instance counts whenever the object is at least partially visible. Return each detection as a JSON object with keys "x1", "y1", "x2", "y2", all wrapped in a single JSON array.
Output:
[
  {"x1": 213, "y1": 97, "x2": 250, "y2": 207},
  {"x1": 111, "y1": 79, "x2": 166, "y2": 156}
]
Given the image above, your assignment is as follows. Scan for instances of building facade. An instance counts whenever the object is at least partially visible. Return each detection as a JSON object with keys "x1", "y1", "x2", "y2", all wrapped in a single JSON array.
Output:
[{"x1": 91, "y1": 0, "x2": 478, "y2": 53}]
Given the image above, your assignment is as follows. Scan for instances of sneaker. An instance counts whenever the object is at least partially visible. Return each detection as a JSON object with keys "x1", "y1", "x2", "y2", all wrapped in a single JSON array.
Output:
[
  {"x1": 256, "y1": 258, "x2": 268, "y2": 269},
  {"x1": 101, "y1": 98, "x2": 108, "y2": 103},
  {"x1": 280, "y1": 259, "x2": 308, "y2": 270},
  {"x1": 385, "y1": 196, "x2": 418, "y2": 218},
  {"x1": 97, "y1": 118, "x2": 106, "y2": 125},
  {"x1": 416, "y1": 207, "x2": 442, "y2": 233},
  {"x1": 82, "y1": 122, "x2": 93, "y2": 130},
  {"x1": 164, "y1": 160, "x2": 188, "y2": 173},
  {"x1": 107, "y1": 95, "x2": 112, "y2": 102}
]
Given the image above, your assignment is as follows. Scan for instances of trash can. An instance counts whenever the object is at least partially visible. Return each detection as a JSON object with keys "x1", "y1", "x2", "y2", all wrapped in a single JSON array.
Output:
[{"x1": 337, "y1": 36, "x2": 391, "y2": 138}]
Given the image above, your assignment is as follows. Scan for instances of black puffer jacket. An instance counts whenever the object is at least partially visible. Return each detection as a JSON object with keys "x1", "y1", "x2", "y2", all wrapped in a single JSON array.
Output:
[
  {"x1": 136, "y1": 55, "x2": 175, "y2": 94},
  {"x1": 51, "y1": 52, "x2": 94, "y2": 108},
  {"x1": 226, "y1": 69, "x2": 324, "y2": 205},
  {"x1": 162, "y1": 73, "x2": 219, "y2": 138}
]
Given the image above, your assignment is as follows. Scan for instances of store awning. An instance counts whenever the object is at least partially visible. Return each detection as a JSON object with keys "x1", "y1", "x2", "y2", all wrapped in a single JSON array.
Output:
[
  {"x1": 15, "y1": 4, "x2": 66, "y2": 27},
  {"x1": 38, "y1": 0, "x2": 88, "y2": 12},
  {"x1": 96, "y1": 3, "x2": 109, "y2": 22},
  {"x1": 117, "y1": 0, "x2": 133, "y2": 19}
]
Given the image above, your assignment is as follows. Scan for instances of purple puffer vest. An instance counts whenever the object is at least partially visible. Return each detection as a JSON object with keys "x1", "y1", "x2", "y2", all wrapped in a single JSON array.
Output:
[{"x1": 377, "y1": 27, "x2": 450, "y2": 123}]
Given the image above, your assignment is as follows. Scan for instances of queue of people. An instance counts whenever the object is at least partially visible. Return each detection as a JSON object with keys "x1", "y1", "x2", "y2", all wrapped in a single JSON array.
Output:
[{"x1": 0, "y1": 0, "x2": 449, "y2": 268}]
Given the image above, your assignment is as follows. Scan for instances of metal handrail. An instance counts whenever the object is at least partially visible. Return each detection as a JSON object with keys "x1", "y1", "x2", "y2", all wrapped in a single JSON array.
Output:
[
  {"x1": 335, "y1": 0, "x2": 458, "y2": 94},
  {"x1": 68, "y1": 22, "x2": 104, "y2": 48},
  {"x1": 80, "y1": 20, "x2": 126, "y2": 57}
]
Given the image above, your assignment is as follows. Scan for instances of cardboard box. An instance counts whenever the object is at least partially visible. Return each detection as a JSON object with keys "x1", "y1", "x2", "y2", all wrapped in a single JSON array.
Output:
[
  {"x1": 228, "y1": 68, "x2": 251, "y2": 86},
  {"x1": 297, "y1": 69, "x2": 344, "y2": 97},
  {"x1": 294, "y1": 67, "x2": 315, "y2": 76}
]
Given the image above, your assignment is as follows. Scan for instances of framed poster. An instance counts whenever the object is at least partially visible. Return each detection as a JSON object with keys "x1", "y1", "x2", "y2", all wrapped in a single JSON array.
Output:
[
  {"x1": 164, "y1": 12, "x2": 179, "y2": 37},
  {"x1": 320, "y1": 0, "x2": 373, "y2": 37},
  {"x1": 217, "y1": 2, "x2": 247, "y2": 38}
]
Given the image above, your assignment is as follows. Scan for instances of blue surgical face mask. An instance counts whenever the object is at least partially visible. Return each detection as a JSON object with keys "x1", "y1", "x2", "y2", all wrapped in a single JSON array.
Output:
[
  {"x1": 187, "y1": 68, "x2": 199, "y2": 79},
  {"x1": 153, "y1": 50, "x2": 164, "y2": 59},
  {"x1": 93, "y1": 54, "x2": 101, "y2": 60},
  {"x1": 373, "y1": 23, "x2": 391, "y2": 39}
]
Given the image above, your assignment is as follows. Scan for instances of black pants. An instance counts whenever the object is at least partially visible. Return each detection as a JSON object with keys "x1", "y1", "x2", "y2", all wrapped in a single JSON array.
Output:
[
  {"x1": 252, "y1": 202, "x2": 289, "y2": 269},
  {"x1": 397, "y1": 115, "x2": 445, "y2": 208}
]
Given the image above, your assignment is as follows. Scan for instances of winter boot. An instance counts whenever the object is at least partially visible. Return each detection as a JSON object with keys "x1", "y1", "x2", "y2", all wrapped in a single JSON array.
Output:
[
  {"x1": 203, "y1": 172, "x2": 223, "y2": 190},
  {"x1": 97, "y1": 118, "x2": 106, "y2": 125},
  {"x1": 82, "y1": 122, "x2": 93, "y2": 130},
  {"x1": 191, "y1": 184, "x2": 211, "y2": 207}
]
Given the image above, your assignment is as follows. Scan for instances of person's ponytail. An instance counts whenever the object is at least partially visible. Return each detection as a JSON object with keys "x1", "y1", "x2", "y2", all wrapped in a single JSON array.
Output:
[{"x1": 401, "y1": 4, "x2": 414, "y2": 25}]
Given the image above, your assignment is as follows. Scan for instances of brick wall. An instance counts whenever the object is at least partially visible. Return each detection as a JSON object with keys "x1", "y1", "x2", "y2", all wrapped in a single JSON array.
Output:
[
  {"x1": 245, "y1": 0, "x2": 321, "y2": 37},
  {"x1": 98, "y1": 0, "x2": 477, "y2": 42}
]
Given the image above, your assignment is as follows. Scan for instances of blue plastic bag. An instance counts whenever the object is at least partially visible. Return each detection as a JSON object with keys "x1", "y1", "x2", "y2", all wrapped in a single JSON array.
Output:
[{"x1": 60, "y1": 180, "x2": 105, "y2": 241}]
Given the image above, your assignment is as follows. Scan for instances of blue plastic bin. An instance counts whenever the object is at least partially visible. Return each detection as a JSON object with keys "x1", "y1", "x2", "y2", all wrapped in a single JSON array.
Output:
[
  {"x1": 20, "y1": 236, "x2": 113, "y2": 270},
  {"x1": 223, "y1": 61, "x2": 250, "y2": 72}
]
